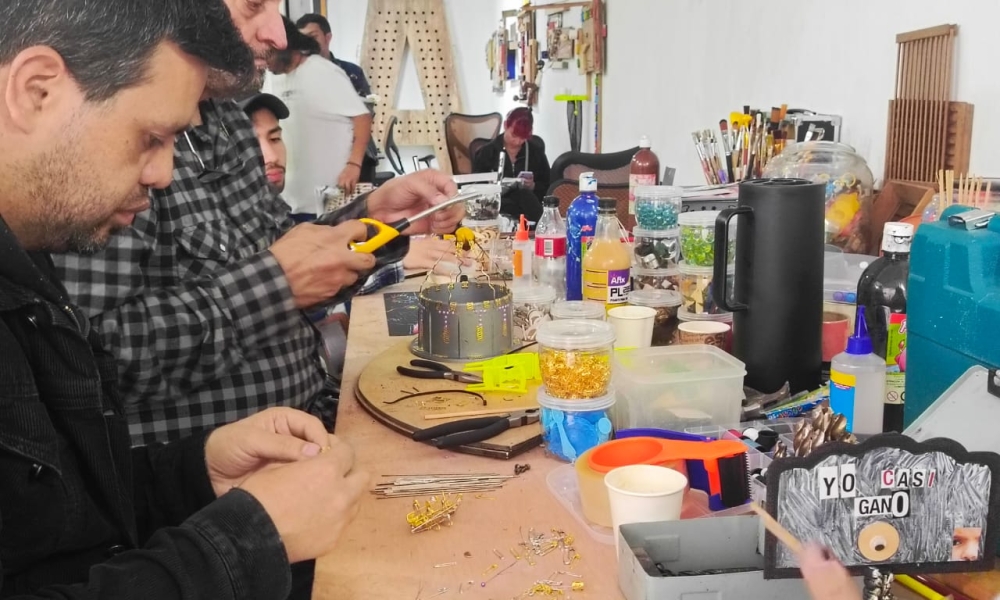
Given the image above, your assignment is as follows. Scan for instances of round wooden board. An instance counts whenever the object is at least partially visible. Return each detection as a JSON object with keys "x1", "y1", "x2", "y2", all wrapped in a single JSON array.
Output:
[{"x1": 355, "y1": 338, "x2": 542, "y2": 459}]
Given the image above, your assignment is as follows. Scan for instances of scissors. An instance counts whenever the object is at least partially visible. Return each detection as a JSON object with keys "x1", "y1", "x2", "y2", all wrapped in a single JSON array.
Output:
[
  {"x1": 396, "y1": 359, "x2": 483, "y2": 384},
  {"x1": 352, "y1": 190, "x2": 481, "y2": 254},
  {"x1": 412, "y1": 408, "x2": 541, "y2": 449}
]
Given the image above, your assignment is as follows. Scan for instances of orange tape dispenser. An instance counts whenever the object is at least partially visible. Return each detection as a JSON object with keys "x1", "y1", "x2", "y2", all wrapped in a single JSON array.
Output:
[{"x1": 575, "y1": 436, "x2": 750, "y2": 527}]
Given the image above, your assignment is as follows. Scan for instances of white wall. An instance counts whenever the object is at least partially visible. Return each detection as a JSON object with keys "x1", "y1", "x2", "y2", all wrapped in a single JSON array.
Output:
[
  {"x1": 326, "y1": 0, "x2": 999, "y2": 183},
  {"x1": 601, "y1": 0, "x2": 1000, "y2": 185}
]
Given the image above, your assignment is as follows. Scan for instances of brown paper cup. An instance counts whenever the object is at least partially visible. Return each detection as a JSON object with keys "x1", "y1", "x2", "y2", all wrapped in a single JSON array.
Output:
[{"x1": 677, "y1": 321, "x2": 731, "y2": 348}]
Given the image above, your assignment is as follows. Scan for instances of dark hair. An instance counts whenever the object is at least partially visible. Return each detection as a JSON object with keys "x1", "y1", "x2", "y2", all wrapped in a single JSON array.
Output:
[
  {"x1": 282, "y1": 16, "x2": 321, "y2": 55},
  {"x1": 0, "y1": 0, "x2": 254, "y2": 102},
  {"x1": 296, "y1": 13, "x2": 332, "y2": 35}
]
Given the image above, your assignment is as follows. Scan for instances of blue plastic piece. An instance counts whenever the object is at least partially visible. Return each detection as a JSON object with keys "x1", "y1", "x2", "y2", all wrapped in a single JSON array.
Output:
[
  {"x1": 907, "y1": 205, "x2": 1000, "y2": 427},
  {"x1": 845, "y1": 305, "x2": 873, "y2": 355},
  {"x1": 540, "y1": 405, "x2": 612, "y2": 462}
]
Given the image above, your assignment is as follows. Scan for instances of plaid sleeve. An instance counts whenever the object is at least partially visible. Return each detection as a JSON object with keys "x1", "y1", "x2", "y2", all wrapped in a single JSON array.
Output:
[
  {"x1": 358, "y1": 261, "x2": 405, "y2": 295},
  {"x1": 313, "y1": 192, "x2": 410, "y2": 294},
  {"x1": 55, "y1": 223, "x2": 300, "y2": 399}
]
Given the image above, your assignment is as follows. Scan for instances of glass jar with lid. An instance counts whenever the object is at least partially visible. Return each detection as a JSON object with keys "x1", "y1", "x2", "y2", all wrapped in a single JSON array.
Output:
[{"x1": 762, "y1": 142, "x2": 874, "y2": 254}]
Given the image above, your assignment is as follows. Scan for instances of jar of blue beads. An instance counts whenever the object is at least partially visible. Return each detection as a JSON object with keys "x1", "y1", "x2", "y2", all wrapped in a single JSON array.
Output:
[
  {"x1": 634, "y1": 186, "x2": 682, "y2": 230},
  {"x1": 537, "y1": 386, "x2": 615, "y2": 462}
]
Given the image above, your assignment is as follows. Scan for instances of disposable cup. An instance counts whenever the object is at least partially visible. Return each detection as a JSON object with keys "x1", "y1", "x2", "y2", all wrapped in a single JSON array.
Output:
[
  {"x1": 677, "y1": 320, "x2": 730, "y2": 348},
  {"x1": 607, "y1": 306, "x2": 656, "y2": 349},
  {"x1": 605, "y1": 464, "x2": 687, "y2": 557}
]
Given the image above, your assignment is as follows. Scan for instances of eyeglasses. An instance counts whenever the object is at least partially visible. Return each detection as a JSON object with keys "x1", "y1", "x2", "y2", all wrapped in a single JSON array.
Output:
[{"x1": 182, "y1": 103, "x2": 245, "y2": 184}]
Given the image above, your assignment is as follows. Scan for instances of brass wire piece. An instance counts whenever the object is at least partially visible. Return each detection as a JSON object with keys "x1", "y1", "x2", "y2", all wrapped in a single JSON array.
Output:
[
  {"x1": 406, "y1": 494, "x2": 462, "y2": 533},
  {"x1": 538, "y1": 347, "x2": 612, "y2": 399}
]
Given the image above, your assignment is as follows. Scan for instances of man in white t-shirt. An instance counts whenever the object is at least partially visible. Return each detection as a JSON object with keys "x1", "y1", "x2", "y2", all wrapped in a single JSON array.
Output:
[{"x1": 264, "y1": 18, "x2": 371, "y2": 221}]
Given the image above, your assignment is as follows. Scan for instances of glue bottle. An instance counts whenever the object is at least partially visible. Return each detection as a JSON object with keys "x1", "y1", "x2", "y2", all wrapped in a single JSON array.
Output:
[
  {"x1": 830, "y1": 306, "x2": 886, "y2": 435},
  {"x1": 512, "y1": 214, "x2": 532, "y2": 283}
]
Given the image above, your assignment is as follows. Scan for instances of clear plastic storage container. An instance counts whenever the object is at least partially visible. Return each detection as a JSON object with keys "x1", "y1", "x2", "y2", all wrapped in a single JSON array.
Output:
[
  {"x1": 678, "y1": 262, "x2": 733, "y2": 315},
  {"x1": 550, "y1": 300, "x2": 606, "y2": 321},
  {"x1": 463, "y1": 184, "x2": 502, "y2": 221},
  {"x1": 462, "y1": 218, "x2": 500, "y2": 273},
  {"x1": 762, "y1": 141, "x2": 874, "y2": 254},
  {"x1": 629, "y1": 289, "x2": 682, "y2": 346},
  {"x1": 631, "y1": 227, "x2": 680, "y2": 270},
  {"x1": 537, "y1": 386, "x2": 615, "y2": 462},
  {"x1": 511, "y1": 283, "x2": 556, "y2": 345},
  {"x1": 634, "y1": 186, "x2": 683, "y2": 230},
  {"x1": 612, "y1": 345, "x2": 747, "y2": 431},
  {"x1": 631, "y1": 267, "x2": 679, "y2": 292},
  {"x1": 536, "y1": 319, "x2": 616, "y2": 400},
  {"x1": 678, "y1": 211, "x2": 735, "y2": 267}
]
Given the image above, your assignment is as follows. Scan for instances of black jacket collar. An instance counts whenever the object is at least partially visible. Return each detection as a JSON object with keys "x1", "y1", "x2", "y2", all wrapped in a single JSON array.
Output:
[{"x1": 0, "y1": 212, "x2": 70, "y2": 309}]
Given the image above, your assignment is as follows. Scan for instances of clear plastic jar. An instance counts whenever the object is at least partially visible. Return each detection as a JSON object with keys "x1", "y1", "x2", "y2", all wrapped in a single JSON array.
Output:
[
  {"x1": 632, "y1": 227, "x2": 680, "y2": 270},
  {"x1": 537, "y1": 386, "x2": 615, "y2": 462},
  {"x1": 550, "y1": 300, "x2": 606, "y2": 321},
  {"x1": 536, "y1": 319, "x2": 616, "y2": 400},
  {"x1": 464, "y1": 184, "x2": 502, "y2": 221},
  {"x1": 462, "y1": 218, "x2": 499, "y2": 273},
  {"x1": 631, "y1": 267, "x2": 679, "y2": 292},
  {"x1": 762, "y1": 141, "x2": 875, "y2": 254},
  {"x1": 511, "y1": 283, "x2": 556, "y2": 345},
  {"x1": 634, "y1": 186, "x2": 683, "y2": 230},
  {"x1": 678, "y1": 261, "x2": 734, "y2": 315},
  {"x1": 629, "y1": 289, "x2": 682, "y2": 346},
  {"x1": 678, "y1": 210, "x2": 735, "y2": 267}
]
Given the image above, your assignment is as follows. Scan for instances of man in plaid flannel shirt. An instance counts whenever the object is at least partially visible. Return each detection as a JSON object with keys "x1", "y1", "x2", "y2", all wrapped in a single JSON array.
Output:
[{"x1": 52, "y1": 4, "x2": 464, "y2": 447}]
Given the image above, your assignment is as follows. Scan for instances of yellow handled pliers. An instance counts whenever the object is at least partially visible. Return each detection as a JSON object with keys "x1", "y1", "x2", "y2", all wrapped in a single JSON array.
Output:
[{"x1": 351, "y1": 191, "x2": 481, "y2": 254}]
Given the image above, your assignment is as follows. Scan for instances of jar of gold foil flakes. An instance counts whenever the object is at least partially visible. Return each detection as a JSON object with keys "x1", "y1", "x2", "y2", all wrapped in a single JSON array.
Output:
[{"x1": 536, "y1": 319, "x2": 616, "y2": 400}]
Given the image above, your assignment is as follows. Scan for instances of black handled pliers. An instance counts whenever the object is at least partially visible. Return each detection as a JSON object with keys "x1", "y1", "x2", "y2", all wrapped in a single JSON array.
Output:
[{"x1": 412, "y1": 409, "x2": 541, "y2": 448}]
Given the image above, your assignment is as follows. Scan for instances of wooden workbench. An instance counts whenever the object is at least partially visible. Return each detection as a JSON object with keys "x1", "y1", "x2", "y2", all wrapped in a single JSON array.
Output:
[
  {"x1": 313, "y1": 280, "x2": 1000, "y2": 600},
  {"x1": 313, "y1": 280, "x2": 619, "y2": 599}
]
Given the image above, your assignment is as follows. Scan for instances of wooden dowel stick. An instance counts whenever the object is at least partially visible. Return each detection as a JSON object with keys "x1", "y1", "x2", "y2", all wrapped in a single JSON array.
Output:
[
  {"x1": 750, "y1": 502, "x2": 803, "y2": 555},
  {"x1": 424, "y1": 407, "x2": 536, "y2": 420}
]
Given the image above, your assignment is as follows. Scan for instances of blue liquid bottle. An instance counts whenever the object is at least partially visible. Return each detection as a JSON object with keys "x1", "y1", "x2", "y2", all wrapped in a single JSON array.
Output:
[{"x1": 566, "y1": 172, "x2": 599, "y2": 300}]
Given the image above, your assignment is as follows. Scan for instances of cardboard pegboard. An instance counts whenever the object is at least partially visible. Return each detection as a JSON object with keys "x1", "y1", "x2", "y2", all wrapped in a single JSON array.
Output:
[{"x1": 362, "y1": 0, "x2": 462, "y2": 174}]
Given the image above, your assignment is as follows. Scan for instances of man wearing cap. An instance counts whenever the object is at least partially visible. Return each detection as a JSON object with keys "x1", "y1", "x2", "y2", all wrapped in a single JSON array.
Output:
[
  {"x1": 241, "y1": 93, "x2": 470, "y2": 324},
  {"x1": 52, "y1": 0, "x2": 464, "y2": 450}
]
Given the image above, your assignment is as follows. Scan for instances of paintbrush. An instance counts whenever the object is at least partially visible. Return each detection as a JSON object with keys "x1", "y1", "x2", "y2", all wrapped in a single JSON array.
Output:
[
  {"x1": 720, "y1": 120, "x2": 735, "y2": 183},
  {"x1": 691, "y1": 132, "x2": 715, "y2": 185},
  {"x1": 706, "y1": 130, "x2": 726, "y2": 184},
  {"x1": 749, "y1": 502, "x2": 803, "y2": 554}
]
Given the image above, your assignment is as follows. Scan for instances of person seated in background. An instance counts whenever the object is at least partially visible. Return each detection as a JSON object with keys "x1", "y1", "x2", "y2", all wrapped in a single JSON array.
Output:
[
  {"x1": 472, "y1": 107, "x2": 551, "y2": 223},
  {"x1": 243, "y1": 92, "x2": 472, "y2": 288},
  {"x1": 264, "y1": 18, "x2": 372, "y2": 217}
]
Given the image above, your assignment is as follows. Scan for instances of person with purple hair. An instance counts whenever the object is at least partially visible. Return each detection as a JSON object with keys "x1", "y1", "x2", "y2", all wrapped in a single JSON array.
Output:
[{"x1": 472, "y1": 106, "x2": 550, "y2": 223}]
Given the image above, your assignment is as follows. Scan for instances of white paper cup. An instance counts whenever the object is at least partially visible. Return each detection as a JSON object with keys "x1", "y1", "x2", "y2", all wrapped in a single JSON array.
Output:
[
  {"x1": 605, "y1": 464, "x2": 688, "y2": 557},
  {"x1": 607, "y1": 306, "x2": 656, "y2": 349}
]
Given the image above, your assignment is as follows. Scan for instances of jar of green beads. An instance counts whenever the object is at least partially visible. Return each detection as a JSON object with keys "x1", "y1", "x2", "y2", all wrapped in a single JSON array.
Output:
[
  {"x1": 634, "y1": 186, "x2": 682, "y2": 230},
  {"x1": 679, "y1": 210, "x2": 736, "y2": 268}
]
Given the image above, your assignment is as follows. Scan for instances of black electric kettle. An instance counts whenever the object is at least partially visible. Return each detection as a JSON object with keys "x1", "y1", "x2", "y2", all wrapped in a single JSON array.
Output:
[{"x1": 712, "y1": 179, "x2": 826, "y2": 394}]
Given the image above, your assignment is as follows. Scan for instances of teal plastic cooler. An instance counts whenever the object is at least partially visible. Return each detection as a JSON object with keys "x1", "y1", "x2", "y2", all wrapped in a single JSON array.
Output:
[{"x1": 906, "y1": 205, "x2": 1000, "y2": 426}]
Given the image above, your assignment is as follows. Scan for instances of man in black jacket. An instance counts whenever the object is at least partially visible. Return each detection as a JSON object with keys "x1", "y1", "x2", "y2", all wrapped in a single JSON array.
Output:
[{"x1": 0, "y1": 1, "x2": 370, "y2": 598}]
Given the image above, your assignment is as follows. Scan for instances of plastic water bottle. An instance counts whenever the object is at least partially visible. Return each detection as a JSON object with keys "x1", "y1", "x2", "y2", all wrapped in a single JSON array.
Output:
[
  {"x1": 566, "y1": 172, "x2": 599, "y2": 300},
  {"x1": 533, "y1": 196, "x2": 567, "y2": 299},
  {"x1": 830, "y1": 306, "x2": 887, "y2": 435}
]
